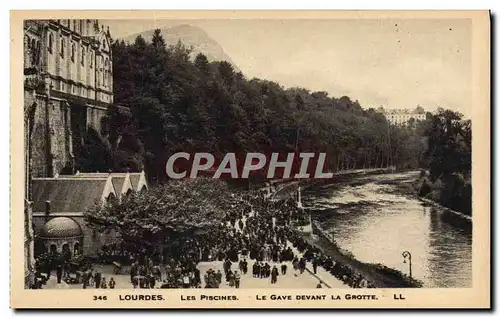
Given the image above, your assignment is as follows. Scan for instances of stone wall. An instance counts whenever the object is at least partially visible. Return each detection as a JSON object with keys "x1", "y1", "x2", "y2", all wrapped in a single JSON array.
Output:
[
  {"x1": 27, "y1": 91, "x2": 109, "y2": 177},
  {"x1": 28, "y1": 94, "x2": 71, "y2": 178},
  {"x1": 87, "y1": 105, "x2": 106, "y2": 134}
]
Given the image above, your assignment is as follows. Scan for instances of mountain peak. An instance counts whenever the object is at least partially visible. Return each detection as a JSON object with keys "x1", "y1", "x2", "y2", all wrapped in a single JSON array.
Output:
[{"x1": 120, "y1": 24, "x2": 240, "y2": 72}]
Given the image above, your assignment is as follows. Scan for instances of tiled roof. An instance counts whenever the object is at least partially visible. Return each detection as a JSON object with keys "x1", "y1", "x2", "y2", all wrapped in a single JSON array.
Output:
[
  {"x1": 129, "y1": 174, "x2": 140, "y2": 190},
  {"x1": 32, "y1": 178, "x2": 108, "y2": 212},
  {"x1": 38, "y1": 217, "x2": 83, "y2": 239},
  {"x1": 112, "y1": 176, "x2": 126, "y2": 194}
]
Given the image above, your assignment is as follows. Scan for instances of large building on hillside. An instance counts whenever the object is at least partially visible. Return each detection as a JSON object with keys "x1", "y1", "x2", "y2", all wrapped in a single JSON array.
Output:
[
  {"x1": 23, "y1": 19, "x2": 117, "y2": 287},
  {"x1": 24, "y1": 19, "x2": 114, "y2": 180},
  {"x1": 379, "y1": 106, "x2": 427, "y2": 126}
]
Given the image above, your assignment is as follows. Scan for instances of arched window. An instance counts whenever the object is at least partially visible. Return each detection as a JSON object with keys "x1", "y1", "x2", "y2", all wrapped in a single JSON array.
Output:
[
  {"x1": 102, "y1": 39, "x2": 105, "y2": 49},
  {"x1": 81, "y1": 46, "x2": 85, "y2": 66},
  {"x1": 80, "y1": 20, "x2": 84, "y2": 34},
  {"x1": 71, "y1": 43, "x2": 75, "y2": 62},
  {"x1": 48, "y1": 33, "x2": 53, "y2": 54},
  {"x1": 62, "y1": 243, "x2": 71, "y2": 260},
  {"x1": 74, "y1": 242, "x2": 80, "y2": 256},
  {"x1": 73, "y1": 20, "x2": 77, "y2": 32},
  {"x1": 108, "y1": 62, "x2": 112, "y2": 88},
  {"x1": 36, "y1": 41, "x2": 41, "y2": 64},
  {"x1": 89, "y1": 50, "x2": 93, "y2": 68},
  {"x1": 60, "y1": 38, "x2": 65, "y2": 58},
  {"x1": 31, "y1": 39, "x2": 36, "y2": 51},
  {"x1": 104, "y1": 58, "x2": 109, "y2": 87}
]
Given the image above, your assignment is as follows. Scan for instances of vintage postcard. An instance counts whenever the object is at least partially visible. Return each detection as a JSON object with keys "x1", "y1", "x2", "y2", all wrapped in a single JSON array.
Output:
[{"x1": 11, "y1": 10, "x2": 490, "y2": 309}]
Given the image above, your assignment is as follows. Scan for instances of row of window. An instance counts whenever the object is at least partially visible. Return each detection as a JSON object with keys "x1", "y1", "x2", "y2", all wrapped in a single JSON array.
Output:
[
  {"x1": 47, "y1": 32, "x2": 112, "y2": 88},
  {"x1": 47, "y1": 33, "x2": 110, "y2": 69},
  {"x1": 26, "y1": 37, "x2": 41, "y2": 67},
  {"x1": 54, "y1": 79, "x2": 111, "y2": 102},
  {"x1": 57, "y1": 19, "x2": 89, "y2": 35}
]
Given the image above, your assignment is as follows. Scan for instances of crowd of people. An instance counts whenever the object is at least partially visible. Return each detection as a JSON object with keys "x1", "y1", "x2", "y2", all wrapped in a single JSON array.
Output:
[{"x1": 34, "y1": 187, "x2": 376, "y2": 289}]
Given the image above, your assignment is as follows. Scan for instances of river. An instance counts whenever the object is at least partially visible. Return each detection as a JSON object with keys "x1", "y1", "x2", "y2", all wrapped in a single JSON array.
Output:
[{"x1": 302, "y1": 171, "x2": 472, "y2": 288}]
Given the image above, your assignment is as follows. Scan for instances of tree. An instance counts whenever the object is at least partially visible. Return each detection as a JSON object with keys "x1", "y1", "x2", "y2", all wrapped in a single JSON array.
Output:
[
  {"x1": 151, "y1": 29, "x2": 166, "y2": 52},
  {"x1": 194, "y1": 53, "x2": 209, "y2": 75},
  {"x1": 76, "y1": 127, "x2": 112, "y2": 173},
  {"x1": 103, "y1": 33, "x2": 465, "y2": 187},
  {"x1": 84, "y1": 178, "x2": 245, "y2": 252}
]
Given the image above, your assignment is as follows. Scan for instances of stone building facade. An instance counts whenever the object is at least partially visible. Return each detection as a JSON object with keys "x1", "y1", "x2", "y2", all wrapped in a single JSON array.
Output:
[
  {"x1": 380, "y1": 106, "x2": 427, "y2": 126},
  {"x1": 24, "y1": 19, "x2": 114, "y2": 180},
  {"x1": 24, "y1": 201, "x2": 35, "y2": 288},
  {"x1": 24, "y1": 20, "x2": 115, "y2": 285}
]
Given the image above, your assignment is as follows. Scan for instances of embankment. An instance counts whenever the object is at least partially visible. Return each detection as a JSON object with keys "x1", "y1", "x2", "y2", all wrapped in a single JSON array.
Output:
[{"x1": 304, "y1": 222, "x2": 423, "y2": 288}]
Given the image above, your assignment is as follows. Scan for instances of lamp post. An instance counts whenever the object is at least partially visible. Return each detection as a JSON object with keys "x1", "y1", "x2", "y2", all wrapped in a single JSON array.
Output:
[{"x1": 402, "y1": 251, "x2": 412, "y2": 279}]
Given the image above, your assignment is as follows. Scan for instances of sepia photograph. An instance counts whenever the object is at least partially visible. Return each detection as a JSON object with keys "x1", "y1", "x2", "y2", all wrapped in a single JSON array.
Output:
[{"x1": 12, "y1": 10, "x2": 490, "y2": 309}]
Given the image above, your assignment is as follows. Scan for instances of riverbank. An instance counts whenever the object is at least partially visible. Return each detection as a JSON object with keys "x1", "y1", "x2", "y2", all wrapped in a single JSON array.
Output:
[
  {"x1": 301, "y1": 222, "x2": 423, "y2": 288},
  {"x1": 381, "y1": 172, "x2": 472, "y2": 223}
]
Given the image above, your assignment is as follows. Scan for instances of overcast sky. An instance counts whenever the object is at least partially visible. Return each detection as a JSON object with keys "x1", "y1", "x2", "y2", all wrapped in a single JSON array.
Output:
[{"x1": 103, "y1": 18, "x2": 472, "y2": 117}]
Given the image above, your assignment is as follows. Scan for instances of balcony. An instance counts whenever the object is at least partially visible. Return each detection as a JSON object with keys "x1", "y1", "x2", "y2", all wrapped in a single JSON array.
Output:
[{"x1": 24, "y1": 74, "x2": 45, "y2": 92}]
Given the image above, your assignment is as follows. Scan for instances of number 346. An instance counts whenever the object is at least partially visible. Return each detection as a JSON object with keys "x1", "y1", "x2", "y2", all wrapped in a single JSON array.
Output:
[{"x1": 93, "y1": 295, "x2": 107, "y2": 301}]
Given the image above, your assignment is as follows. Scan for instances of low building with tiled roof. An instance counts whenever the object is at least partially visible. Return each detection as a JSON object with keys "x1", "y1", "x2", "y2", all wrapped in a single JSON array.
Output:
[
  {"x1": 31, "y1": 176, "x2": 117, "y2": 256},
  {"x1": 31, "y1": 171, "x2": 149, "y2": 256},
  {"x1": 32, "y1": 177, "x2": 115, "y2": 213},
  {"x1": 70, "y1": 170, "x2": 148, "y2": 198}
]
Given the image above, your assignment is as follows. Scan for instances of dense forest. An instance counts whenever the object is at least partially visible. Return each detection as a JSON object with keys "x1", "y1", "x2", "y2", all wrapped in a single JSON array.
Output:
[
  {"x1": 416, "y1": 108, "x2": 472, "y2": 215},
  {"x1": 75, "y1": 28, "x2": 472, "y2": 215}
]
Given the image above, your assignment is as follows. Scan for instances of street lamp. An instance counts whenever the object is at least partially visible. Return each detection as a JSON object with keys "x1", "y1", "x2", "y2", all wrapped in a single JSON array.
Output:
[{"x1": 402, "y1": 251, "x2": 412, "y2": 279}]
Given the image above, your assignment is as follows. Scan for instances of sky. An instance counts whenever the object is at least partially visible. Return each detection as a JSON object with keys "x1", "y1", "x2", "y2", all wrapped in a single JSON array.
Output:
[{"x1": 103, "y1": 18, "x2": 472, "y2": 117}]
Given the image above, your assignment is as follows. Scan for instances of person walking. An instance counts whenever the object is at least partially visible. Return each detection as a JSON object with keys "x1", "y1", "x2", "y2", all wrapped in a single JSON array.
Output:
[
  {"x1": 130, "y1": 262, "x2": 137, "y2": 284},
  {"x1": 242, "y1": 259, "x2": 248, "y2": 274},
  {"x1": 183, "y1": 274, "x2": 190, "y2": 288},
  {"x1": 94, "y1": 271, "x2": 102, "y2": 289},
  {"x1": 82, "y1": 271, "x2": 88, "y2": 289},
  {"x1": 216, "y1": 270, "x2": 222, "y2": 286},
  {"x1": 100, "y1": 277, "x2": 107, "y2": 289},
  {"x1": 56, "y1": 264, "x2": 63, "y2": 284},
  {"x1": 281, "y1": 263, "x2": 287, "y2": 275},
  {"x1": 228, "y1": 270, "x2": 235, "y2": 287},
  {"x1": 149, "y1": 274, "x2": 156, "y2": 288},
  {"x1": 252, "y1": 262, "x2": 258, "y2": 278},
  {"x1": 109, "y1": 277, "x2": 116, "y2": 289},
  {"x1": 271, "y1": 266, "x2": 279, "y2": 284},
  {"x1": 235, "y1": 271, "x2": 241, "y2": 289},
  {"x1": 299, "y1": 258, "x2": 306, "y2": 274}
]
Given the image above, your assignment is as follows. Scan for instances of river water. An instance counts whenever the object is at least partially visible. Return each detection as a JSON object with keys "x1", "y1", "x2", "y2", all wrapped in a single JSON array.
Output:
[{"x1": 303, "y1": 171, "x2": 472, "y2": 288}]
